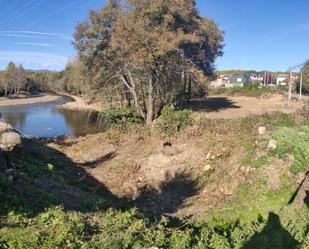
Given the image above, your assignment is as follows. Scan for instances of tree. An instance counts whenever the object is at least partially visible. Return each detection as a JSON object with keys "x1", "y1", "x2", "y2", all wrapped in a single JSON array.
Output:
[
  {"x1": 1, "y1": 62, "x2": 27, "y2": 95},
  {"x1": 74, "y1": 0, "x2": 224, "y2": 123},
  {"x1": 4, "y1": 62, "x2": 17, "y2": 95},
  {"x1": 15, "y1": 65, "x2": 27, "y2": 95}
]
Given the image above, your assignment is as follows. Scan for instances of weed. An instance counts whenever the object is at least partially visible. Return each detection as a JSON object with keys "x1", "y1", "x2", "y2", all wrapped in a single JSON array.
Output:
[
  {"x1": 99, "y1": 106, "x2": 143, "y2": 126},
  {"x1": 156, "y1": 107, "x2": 192, "y2": 136}
]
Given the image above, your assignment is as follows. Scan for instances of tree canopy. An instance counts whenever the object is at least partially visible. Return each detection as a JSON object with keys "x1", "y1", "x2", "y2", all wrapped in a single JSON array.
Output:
[{"x1": 74, "y1": 0, "x2": 224, "y2": 123}]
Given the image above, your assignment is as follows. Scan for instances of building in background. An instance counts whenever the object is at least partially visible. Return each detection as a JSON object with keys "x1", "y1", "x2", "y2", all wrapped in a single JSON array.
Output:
[
  {"x1": 211, "y1": 74, "x2": 252, "y2": 88},
  {"x1": 276, "y1": 74, "x2": 288, "y2": 86}
]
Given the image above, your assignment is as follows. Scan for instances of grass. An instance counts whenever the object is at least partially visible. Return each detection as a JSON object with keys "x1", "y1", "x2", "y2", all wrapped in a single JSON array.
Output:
[
  {"x1": 208, "y1": 85, "x2": 283, "y2": 97},
  {"x1": 1, "y1": 110, "x2": 309, "y2": 248},
  {"x1": 268, "y1": 125, "x2": 309, "y2": 174}
]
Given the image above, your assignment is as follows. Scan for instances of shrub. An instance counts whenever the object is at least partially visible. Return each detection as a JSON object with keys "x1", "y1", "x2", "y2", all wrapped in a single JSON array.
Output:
[
  {"x1": 99, "y1": 106, "x2": 143, "y2": 126},
  {"x1": 156, "y1": 107, "x2": 192, "y2": 136}
]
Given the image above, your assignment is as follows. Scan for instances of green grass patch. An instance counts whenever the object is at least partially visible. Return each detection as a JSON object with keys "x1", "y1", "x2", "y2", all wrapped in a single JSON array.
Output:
[{"x1": 269, "y1": 125, "x2": 309, "y2": 174}]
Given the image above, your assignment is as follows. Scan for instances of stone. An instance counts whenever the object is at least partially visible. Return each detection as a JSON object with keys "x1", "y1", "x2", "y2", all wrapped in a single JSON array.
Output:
[
  {"x1": 258, "y1": 126, "x2": 266, "y2": 135},
  {"x1": 5, "y1": 169, "x2": 15, "y2": 175},
  {"x1": 268, "y1": 139, "x2": 277, "y2": 150},
  {"x1": 0, "y1": 131, "x2": 22, "y2": 151},
  {"x1": 7, "y1": 175, "x2": 13, "y2": 181},
  {"x1": 204, "y1": 164, "x2": 212, "y2": 171},
  {"x1": 240, "y1": 166, "x2": 247, "y2": 173},
  {"x1": 0, "y1": 121, "x2": 12, "y2": 132},
  {"x1": 206, "y1": 152, "x2": 211, "y2": 160},
  {"x1": 245, "y1": 166, "x2": 252, "y2": 174}
]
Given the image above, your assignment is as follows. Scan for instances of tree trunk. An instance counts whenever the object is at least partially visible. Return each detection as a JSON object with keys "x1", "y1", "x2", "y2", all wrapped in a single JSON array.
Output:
[
  {"x1": 119, "y1": 72, "x2": 146, "y2": 119},
  {"x1": 146, "y1": 75, "x2": 154, "y2": 125}
]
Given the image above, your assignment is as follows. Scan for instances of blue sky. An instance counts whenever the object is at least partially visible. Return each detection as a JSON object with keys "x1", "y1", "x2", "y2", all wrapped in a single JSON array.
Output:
[{"x1": 0, "y1": 0, "x2": 309, "y2": 71}]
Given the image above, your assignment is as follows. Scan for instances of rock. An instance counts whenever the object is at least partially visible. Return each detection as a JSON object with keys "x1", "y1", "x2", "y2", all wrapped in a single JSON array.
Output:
[
  {"x1": 7, "y1": 175, "x2": 13, "y2": 181},
  {"x1": 268, "y1": 139, "x2": 277, "y2": 150},
  {"x1": 5, "y1": 168, "x2": 15, "y2": 175},
  {"x1": 204, "y1": 164, "x2": 212, "y2": 171},
  {"x1": 0, "y1": 131, "x2": 22, "y2": 151},
  {"x1": 240, "y1": 166, "x2": 246, "y2": 173},
  {"x1": 245, "y1": 166, "x2": 252, "y2": 174},
  {"x1": 206, "y1": 152, "x2": 211, "y2": 160},
  {"x1": 258, "y1": 126, "x2": 266, "y2": 135}
]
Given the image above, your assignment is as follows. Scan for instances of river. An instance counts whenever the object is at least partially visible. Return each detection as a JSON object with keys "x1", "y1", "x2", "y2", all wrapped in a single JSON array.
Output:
[{"x1": 0, "y1": 95, "x2": 107, "y2": 138}]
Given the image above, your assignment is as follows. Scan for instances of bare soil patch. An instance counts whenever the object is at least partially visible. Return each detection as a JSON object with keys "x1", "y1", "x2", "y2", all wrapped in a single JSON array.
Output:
[
  {"x1": 190, "y1": 95, "x2": 303, "y2": 119},
  {"x1": 58, "y1": 93, "x2": 103, "y2": 112}
]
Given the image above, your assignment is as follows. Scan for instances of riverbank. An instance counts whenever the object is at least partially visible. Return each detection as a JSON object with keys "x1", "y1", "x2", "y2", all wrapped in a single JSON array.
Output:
[
  {"x1": 58, "y1": 93, "x2": 103, "y2": 112},
  {"x1": 1, "y1": 108, "x2": 309, "y2": 248},
  {"x1": 0, "y1": 94, "x2": 61, "y2": 107}
]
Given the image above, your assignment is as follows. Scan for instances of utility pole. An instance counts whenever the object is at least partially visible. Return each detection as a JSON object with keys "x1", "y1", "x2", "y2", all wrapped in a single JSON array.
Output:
[
  {"x1": 299, "y1": 72, "x2": 303, "y2": 100},
  {"x1": 288, "y1": 66, "x2": 292, "y2": 104}
]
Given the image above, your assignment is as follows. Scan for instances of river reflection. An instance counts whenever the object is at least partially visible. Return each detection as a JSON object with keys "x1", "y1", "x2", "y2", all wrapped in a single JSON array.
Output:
[{"x1": 0, "y1": 96, "x2": 108, "y2": 138}]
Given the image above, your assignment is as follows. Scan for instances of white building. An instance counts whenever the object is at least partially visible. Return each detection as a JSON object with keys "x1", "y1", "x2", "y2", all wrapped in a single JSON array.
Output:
[{"x1": 276, "y1": 75, "x2": 288, "y2": 86}]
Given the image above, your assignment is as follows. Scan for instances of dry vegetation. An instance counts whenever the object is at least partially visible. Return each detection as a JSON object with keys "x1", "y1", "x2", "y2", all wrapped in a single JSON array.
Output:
[{"x1": 48, "y1": 107, "x2": 309, "y2": 221}]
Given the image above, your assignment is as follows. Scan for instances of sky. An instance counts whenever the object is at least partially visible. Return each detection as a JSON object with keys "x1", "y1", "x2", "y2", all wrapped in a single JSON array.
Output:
[{"x1": 0, "y1": 0, "x2": 309, "y2": 72}]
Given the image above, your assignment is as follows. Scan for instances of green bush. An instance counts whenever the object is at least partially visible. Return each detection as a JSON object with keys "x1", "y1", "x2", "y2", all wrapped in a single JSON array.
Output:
[
  {"x1": 269, "y1": 125, "x2": 309, "y2": 174},
  {"x1": 99, "y1": 106, "x2": 143, "y2": 126},
  {"x1": 156, "y1": 107, "x2": 192, "y2": 136}
]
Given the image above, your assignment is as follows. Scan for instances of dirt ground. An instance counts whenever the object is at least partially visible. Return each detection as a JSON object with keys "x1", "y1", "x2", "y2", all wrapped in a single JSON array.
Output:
[
  {"x1": 189, "y1": 95, "x2": 303, "y2": 119},
  {"x1": 58, "y1": 93, "x2": 103, "y2": 112}
]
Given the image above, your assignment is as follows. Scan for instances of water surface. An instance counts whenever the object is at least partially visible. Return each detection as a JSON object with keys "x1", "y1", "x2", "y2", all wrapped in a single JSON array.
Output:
[{"x1": 0, "y1": 95, "x2": 107, "y2": 138}]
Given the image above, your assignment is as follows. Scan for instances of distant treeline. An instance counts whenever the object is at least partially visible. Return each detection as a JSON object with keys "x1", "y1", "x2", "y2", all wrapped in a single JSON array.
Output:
[{"x1": 0, "y1": 61, "x2": 86, "y2": 97}]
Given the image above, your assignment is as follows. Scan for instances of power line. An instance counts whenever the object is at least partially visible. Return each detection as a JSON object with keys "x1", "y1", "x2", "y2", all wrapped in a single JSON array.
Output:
[
  {"x1": 17, "y1": 0, "x2": 49, "y2": 22},
  {"x1": 0, "y1": 0, "x2": 37, "y2": 26},
  {"x1": 289, "y1": 59, "x2": 308, "y2": 71},
  {"x1": 27, "y1": 0, "x2": 85, "y2": 26},
  {"x1": 1, "y1": 0, "x2": 48, "y2": 27}
]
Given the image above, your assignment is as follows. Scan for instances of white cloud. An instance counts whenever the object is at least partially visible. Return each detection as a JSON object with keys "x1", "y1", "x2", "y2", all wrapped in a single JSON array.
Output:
[
  {"x1": 0, "y1": 51, "x2": 68, "y2": 70},
  {"x1": 0, "y1": 30, "x2": 71, "y2": 40}
]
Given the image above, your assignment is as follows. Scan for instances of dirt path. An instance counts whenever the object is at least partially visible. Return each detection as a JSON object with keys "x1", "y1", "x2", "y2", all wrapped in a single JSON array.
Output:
[{"x1": 190, "y1": 95, "x2": 304, "y2": 119}]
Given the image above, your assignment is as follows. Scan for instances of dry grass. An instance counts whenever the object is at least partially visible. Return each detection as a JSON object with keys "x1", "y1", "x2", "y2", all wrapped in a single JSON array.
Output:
[{"x1": 45, "y1": 109, "x2": 309, "y2": 220}]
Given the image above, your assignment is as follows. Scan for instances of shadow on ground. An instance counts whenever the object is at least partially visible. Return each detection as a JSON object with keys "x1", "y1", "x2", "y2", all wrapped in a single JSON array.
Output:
[
  {"x1": 187, "y1": 97, "x2": 240, "y2": 112},
  {"x1": 1, "y1": 139, "x2": 199, "y2": 222},
  {"x1": 242, "y1": 212, "x2": 299, "y2": 249},
  {"x1": 135, "y1": 171, "x2": 198, "y2": 216}
]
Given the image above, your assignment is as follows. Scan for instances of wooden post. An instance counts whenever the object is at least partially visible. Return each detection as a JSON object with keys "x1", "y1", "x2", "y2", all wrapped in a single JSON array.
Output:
[
  {"x1": 299, "y1": 72, "x2": 303, "y2": 100},
  {"x1": 288, "y1": 66, "x2": 292, "y2": 104}
]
